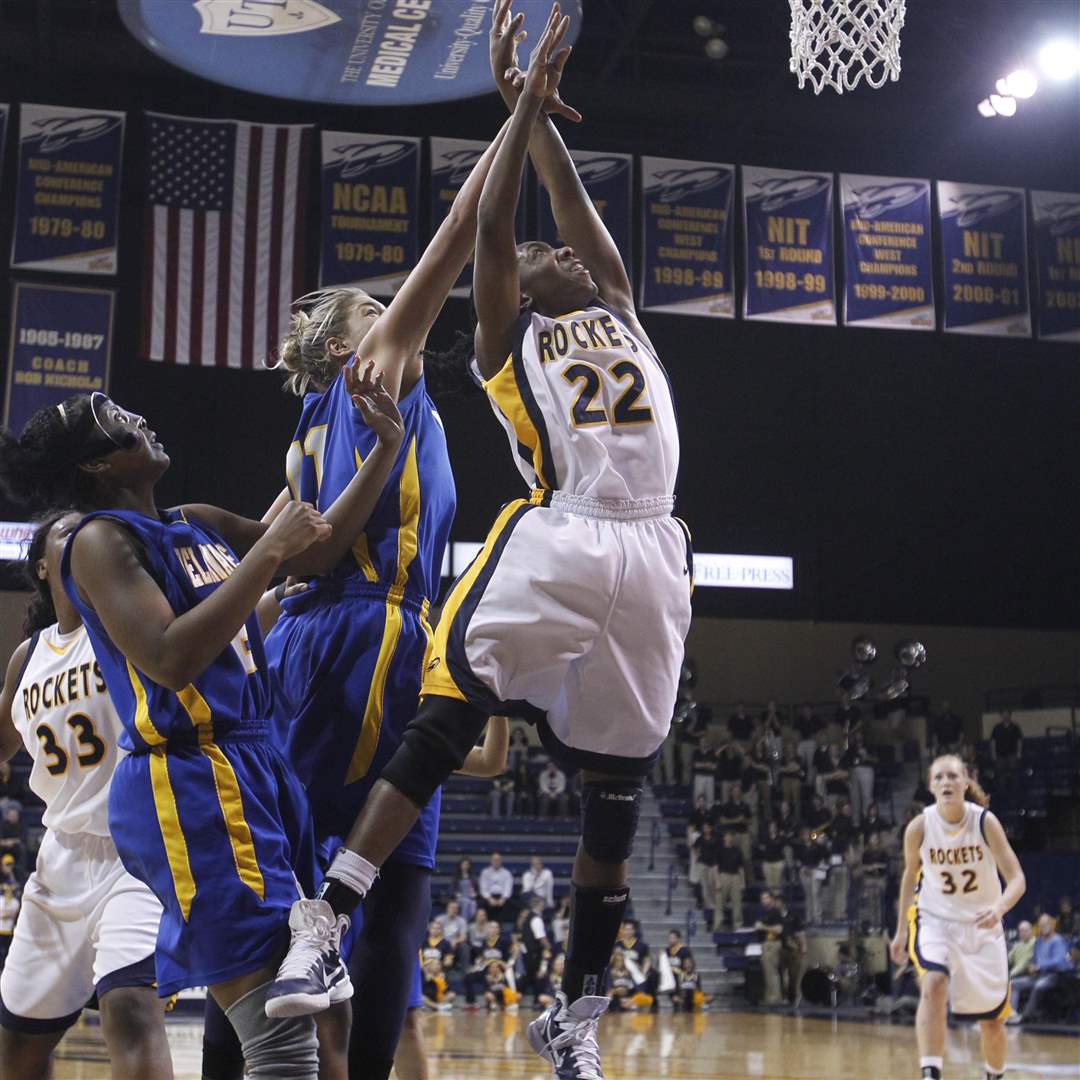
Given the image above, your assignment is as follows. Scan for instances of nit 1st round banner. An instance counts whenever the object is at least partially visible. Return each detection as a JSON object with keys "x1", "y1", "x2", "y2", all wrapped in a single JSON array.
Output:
[{"x1": 118, "y1": 1, "x2": 581, "y2": 106}]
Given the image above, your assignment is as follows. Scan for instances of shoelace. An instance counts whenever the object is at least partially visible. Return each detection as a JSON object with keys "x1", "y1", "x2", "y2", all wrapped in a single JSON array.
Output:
[
  {"x1": 275, "y1": 914, "x2": 337, "y2": 981},
  {"x1": 548, "y1": 1012, "x2": 604, "y2": 1080}
]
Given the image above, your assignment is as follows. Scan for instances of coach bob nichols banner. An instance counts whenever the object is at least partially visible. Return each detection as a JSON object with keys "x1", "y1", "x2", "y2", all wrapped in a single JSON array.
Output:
[
  {"x1": 840, "y1": 174, "x2": 934, "y2": 331},
  {"x1": 4, "y1": 283, "x2": 114, "y2": 434},
  {"x1": 639, "y1": 157, "x2": 735, "y2": 318},
  {"x1": 10, "y1": 104, "x2": 125, "y2": 275},
  {"x1": 321, "y1": 131, "x2": 419, "y2": 296},
  {"x1": 743, "y1": 166, "x2": 835, "y2": 324},
  {"x1": 537, "y1": 150, "x2": 633, "y2": 277},
  {"x1": 1031, "y1": 190, "x2": 1080, "y2": 344},
  {"x1": 937, "y1": 180, "x2": 1031, "y2": 337}
]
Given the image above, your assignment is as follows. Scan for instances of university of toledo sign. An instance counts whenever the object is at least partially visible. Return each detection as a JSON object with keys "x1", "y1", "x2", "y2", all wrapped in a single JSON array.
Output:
[{"x1": 194, "y1": 1, "x2": 342, "y2": 37}]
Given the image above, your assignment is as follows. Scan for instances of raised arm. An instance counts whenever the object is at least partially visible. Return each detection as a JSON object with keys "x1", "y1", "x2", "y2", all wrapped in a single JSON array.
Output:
[
  {"x1": 889, "y1": 816, "x2": 925, "y2": 965},
  {"x1": 0, "y1": 641, "x2": 31, "y2": 763}
]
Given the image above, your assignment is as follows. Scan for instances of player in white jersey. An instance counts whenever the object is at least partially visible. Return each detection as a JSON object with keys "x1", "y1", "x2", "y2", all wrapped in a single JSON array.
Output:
[
  {"x1": 0, "y1": 512, "x2": 170, "y2": 1080},
  {"x1": 890, "y1": 755, "x2": 1025, "y2": 1080},
  {"x1": 273, "y1": 8, "x2": 692, "y2": 1079}
]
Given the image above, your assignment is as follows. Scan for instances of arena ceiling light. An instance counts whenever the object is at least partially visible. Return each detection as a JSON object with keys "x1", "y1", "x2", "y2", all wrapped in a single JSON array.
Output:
[
  {"x1": 1039, "y1": 39, "x2": 1080, "y2": 81},
  {"x1": 1003, "y1": 69, "x2": 1038, "y2": 98},
  {"x1": 988, "y1": 93, "x2": 1018, "y2": 117}
]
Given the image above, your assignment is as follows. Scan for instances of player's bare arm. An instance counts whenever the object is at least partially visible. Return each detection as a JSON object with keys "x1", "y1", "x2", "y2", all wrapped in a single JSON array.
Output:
[
  {"x1": 890, "y1": 814, "x2": 925, "y2": 965},
  {"x1": 975, "y1": 811, "x2": 1026, "y2": 929},
  {"x1": 0, "y1": 639, "x2": 31, "y2": 762}
]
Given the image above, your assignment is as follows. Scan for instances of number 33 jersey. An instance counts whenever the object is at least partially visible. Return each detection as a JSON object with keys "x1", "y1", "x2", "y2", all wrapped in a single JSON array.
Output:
[
  {"x1": 11, "y1": 623, "x2": 124, "y2": 837},
  {"x1": 917, "y1": 801, "x2": 1002, "y2": 921},
  {"x1": 480, "y1": 302, "x2": 680, "y2": 500}
]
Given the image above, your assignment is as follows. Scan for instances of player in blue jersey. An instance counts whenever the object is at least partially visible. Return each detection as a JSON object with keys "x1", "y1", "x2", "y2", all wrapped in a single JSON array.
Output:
[{"x1": 0, "y1": 379, "x2": 403, "y2": 1080}]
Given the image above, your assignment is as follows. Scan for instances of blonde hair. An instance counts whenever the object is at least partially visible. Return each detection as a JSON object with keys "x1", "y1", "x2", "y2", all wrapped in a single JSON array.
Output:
[
  {"x1": 271, "y1": 287, "x2": 374, "y2": 396},
  {"x1": 928, "y1": 754, "x2": 989, "y2": 808}
]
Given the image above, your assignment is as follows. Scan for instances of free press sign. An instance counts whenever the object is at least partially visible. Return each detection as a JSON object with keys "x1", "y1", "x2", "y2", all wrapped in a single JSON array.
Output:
[{"x1": 692, "y1": 553, "x2": 794, "y2": 590}]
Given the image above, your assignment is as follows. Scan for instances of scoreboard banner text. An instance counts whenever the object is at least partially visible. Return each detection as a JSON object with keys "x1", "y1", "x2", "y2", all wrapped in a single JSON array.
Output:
[
  {"x1": 1031, "y1": 190, "x2": 1080, "y2": 344},
  {"x1": 4, "y1": 282, "x2": 114, "y2": 433},
  {"x1": 321, "y1": 131, "x2": 419, "y2": 296},
  {"x1": 840, "y1": 174, "x2": 934, "y2": 330},
  {"x1": 743, "y1": 165, "x2": 836, "y2": 324},
  {"x1": 11, "y1": 104, "x2": 125, "y2": 275},
  {"x1": 937, "y1": 180, "x2": 1031, "y2": 337},
  {"x1": 639, "y1": 157, "x2": 734, "y2": 318}
]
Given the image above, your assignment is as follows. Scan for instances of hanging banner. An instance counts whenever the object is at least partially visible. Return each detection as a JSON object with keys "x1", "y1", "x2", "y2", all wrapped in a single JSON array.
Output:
[
  {"x1": 11, "y1": 104, "x2": 125, "y2": 275},
  {"x1": 537, "y1": 150, "x2": 633, "y2": 276},
  {"x1": 321, "y1": 131, "x2": 419, "y2": 296},
  {"x1": 4, "y1": 283, "x2": 114, "y2": 434},
  {"x1": 639, "y1": 157, "x2": 735, "y2": 318},
  {"x1": 743, "y1": 166, "x2": 835, "y2": 324},
  {"x1": 1031, "y1": 190, "x2": 1080, "y2": 344},
  {"x1": 937, "y1": 181, "x2": 1030, "y2": 337},
  {"x1": 0, "y1": 105, "x2": 8, "y2": 193},
  {"x1": 429, "y1": 136, "x2": 526, "y2": 299},
  {"x1": 840, "y1": 174, "x2": 934, "y2": 330}
]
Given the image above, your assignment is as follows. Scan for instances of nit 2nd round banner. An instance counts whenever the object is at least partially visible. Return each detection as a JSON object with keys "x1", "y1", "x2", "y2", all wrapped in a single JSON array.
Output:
[
  {"x1": 10, "y1": 104, "x2": 125, "y2": 275},
  {"x1": 1031, "y1": 190, "x2": 1080, "y2": 344},
  {"x1": 321, "y1": 131, "x2": 420, "y2": 296},
  {"x1": 639, "y1": 157, "x2": 735, "y2": 318},
  {"x1": 4, "y1": 283, "x2": 114, "y2": 434}
]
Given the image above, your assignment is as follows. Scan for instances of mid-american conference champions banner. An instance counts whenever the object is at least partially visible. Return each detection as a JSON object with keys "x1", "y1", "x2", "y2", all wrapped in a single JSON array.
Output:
[
  {"x1": 321, "y1": 131, "x2": 420, "y2": 296},
  {"x1": 11, "y1": 104, "x2": 125, "y2": 275},
  {"x1": 639, "y1": 157, "x2": 735, "y2": 318},
  {"x1": 840, "y1": 174, "x2": 934, "y2": 330},
  {"x1": 1031, "y1": 190, "x2": 1080, "y2": 344},
  {"x1": 937, "y1": 181, "x2": 1031, "y2": 337},
  {"x1": 429, "y1": 137, "x2": 526, "y2": 299},
  {"x1": 743, "y1": 166, "x2": 835, "y2": 324},
  {"x1": 537, "y1": 150, "x2": 633, "y2": 275},
  {"x1": 4, "y1": 283, "x2": 114, "y2": 433}
]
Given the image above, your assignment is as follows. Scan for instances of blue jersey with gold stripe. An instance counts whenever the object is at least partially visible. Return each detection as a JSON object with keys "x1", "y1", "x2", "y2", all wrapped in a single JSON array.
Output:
[
  {"x1": 60, "y1": 509, "x2": 271, "y2": 753},
  {"x1": 284, "y1": 369, "x2": 455, "y2": 604}
]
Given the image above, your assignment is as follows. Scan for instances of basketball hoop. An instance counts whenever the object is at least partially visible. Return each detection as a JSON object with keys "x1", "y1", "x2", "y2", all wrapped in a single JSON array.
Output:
[{"x1": 789, "y1": 0, "x2": 907, "y2": 95}]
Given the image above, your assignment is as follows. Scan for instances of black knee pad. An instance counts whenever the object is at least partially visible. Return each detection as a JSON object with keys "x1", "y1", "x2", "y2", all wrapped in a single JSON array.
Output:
[
  {"x1": 380, "y1": 697, "x2": 489, "y2": 809},
  {"x1": 580, "y1": 781, "x2": 643, "y2": 863}
]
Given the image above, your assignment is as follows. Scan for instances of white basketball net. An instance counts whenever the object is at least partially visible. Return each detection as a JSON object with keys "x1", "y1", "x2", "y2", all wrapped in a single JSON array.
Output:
[{"x1": 789, "y1": 0, "x2": 907, "y2": 95}]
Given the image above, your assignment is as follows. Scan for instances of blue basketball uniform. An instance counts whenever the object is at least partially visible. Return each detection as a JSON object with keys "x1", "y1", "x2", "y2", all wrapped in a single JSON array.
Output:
[
  {"x1": 267, "y1": 368, "x2": 455, "y2": 866},
  {"x1": 61, "y1": 509, "x2": 317, "y2": 995}
]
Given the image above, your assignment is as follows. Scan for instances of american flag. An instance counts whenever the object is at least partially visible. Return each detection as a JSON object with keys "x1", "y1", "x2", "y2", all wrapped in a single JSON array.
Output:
[{"x1": 142, "y1": 112, "x2": 313, "y2": 368}]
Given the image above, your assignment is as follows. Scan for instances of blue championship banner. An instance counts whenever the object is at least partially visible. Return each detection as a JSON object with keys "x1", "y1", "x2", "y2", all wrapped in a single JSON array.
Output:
[
  {"x1": 937, "y1": 180, "x2": 1031, "y2": 337},
  {"x1": 0, "y1": 105, "x2": 8, "y2": 193},
  {"x1": 840, "y1": 174, "x2": 934, "y2": 330},
  {"x1": 537, "y1": 150, "x2": 633, "y2": 276},
  {"x1": 321, "y1": 131, "x2": 419, "y2": 296},
  {"x1": 4, "y1": 283, "x2": 114, "y2": 433},
  {"x1": 1031, "y1": 190, "x2": 1080, "y2": 344},
  {"x1": 429, "y1": 136, "x2": 525, "y2": 299},
  {"x1": 10, "y1": 104, "x2": 125, "y2": 275},
  {"x1": 743, "y1": 165, "x2": 836, "y2": 324},
  {"x1": 639, "y1": 157, "x2": 735, "y2": 318}
]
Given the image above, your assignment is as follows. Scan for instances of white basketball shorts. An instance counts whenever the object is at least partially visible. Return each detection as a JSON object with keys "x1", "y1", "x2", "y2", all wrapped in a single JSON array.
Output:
[
  {"x1": 0, "y1": 829, "x2": 163, "y2": 1031},
  {"x1": 908, "y1": 906, "x2": 1011, "y2": 1020},
  {"x1": 422, "y1": 491, "x2": 693, "y2": 773}
]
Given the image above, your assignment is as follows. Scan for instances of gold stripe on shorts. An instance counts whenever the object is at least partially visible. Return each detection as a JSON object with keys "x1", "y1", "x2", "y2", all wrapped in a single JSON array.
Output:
[
  {"x1": 200, "y1": 740, "x2": 266, "y2": 901},
  {"x1": 149, "y1": 748, "x2": 196, "y2": 920}
]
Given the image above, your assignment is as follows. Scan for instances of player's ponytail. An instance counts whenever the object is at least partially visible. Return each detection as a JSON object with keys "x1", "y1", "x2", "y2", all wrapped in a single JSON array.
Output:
[
  {"x1": 421, "y1": 285, "x2": 483, "y2": 398},
  {"x1": 272, "y1": 288, "x2": 371, "y2": 396},
  {"x1": 22, "y1": 510, "x2": 75, "y2": 636}
]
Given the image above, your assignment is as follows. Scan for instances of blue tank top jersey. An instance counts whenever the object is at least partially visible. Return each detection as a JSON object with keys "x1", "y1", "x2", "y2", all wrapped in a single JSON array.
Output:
[
  {"x1": 285, "y1": 369, "x2": 456, "y2": 605},
  {"x1": 60, "y1": 509, "x2": 272, "y2": 753}
]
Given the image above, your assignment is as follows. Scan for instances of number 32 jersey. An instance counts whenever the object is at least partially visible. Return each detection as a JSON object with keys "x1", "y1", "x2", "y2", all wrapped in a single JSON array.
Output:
[
  {"x1": 480, "y1": 302, "x2": 680, "y2": 500},
  {"x1": 917, "y1": 801, "x2": 1002, "y2": 921},
  {"x1": 11, "y1": 623, "x2": 124, "y2": 837}
]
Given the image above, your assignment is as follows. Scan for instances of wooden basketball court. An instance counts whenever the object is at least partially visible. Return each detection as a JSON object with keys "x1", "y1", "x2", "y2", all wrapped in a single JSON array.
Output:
[{"x1": 53, "y1": 1009, "x2": 1079, "y2": 1079}]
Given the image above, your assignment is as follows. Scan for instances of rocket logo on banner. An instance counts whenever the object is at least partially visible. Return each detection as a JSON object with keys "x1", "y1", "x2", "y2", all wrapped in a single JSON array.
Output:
[
  {"x1": 639, "y1": 157, "x2": 735, "y2": 318},
  {"x1": 840, "y1": 174, "x2": 934, "y2": 331},
  {"x1": 1030, "y1": 190, "x2": 1080, "y2": 344},
  {"x1": 743, "y1": 166, "x2": 836, "y2": 324},
  {"x1": 321, "y1": 131, "x2": 419, "y2": 296},
  {"x1": 937, "y1": 180, "x2": 1031, "y2": 337}
]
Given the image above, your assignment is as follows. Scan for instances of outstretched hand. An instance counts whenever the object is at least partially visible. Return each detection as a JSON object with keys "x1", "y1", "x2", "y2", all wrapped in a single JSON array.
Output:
[
  {"x1": 344, "y1": 357, "x2": 405, "y2": 447},
  {"x1": 490, "y1": 0, "x2": 580, "y2": 122}
]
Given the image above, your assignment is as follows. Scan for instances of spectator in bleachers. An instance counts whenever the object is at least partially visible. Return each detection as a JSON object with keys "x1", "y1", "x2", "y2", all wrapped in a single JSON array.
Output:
[
  {"x1": 511, "y1": 758, "x2": 537, "y2": 817},
  {"x1": 455, "y1": 856, "x2": 480, "y2": 921},
  {"x1": 536, "y1": 760, "x2": 568, "y2": 818},
  {"x1": 772, "y1": 799, "x2": 799, "y2": 847},
  {"x1": 534, "y1": 951, "x2": 564, "y2": 1009},
  {"x1": 805, "y1": 793, "x2": 833, "y2": 837},
  {"x1": 420, "y1": 956, "x2": 455, "y2": 1011},
  {"x1": 861, "y1": 802, "x2": 888, "y2": 848},
  {"x1": 690, "y1": 734, "x2": 718, "y2": 808},
  {"x1": 794, "y1": 826, "x2": 828, "y2": 925},
  {"x1": 930, "y1": 699, "x2": 965, "y2": 756},
  {"x1": 479, "y1": 851, "x2": 515, "y2": 921},
  {"x1": 0, "y1": 804, "x2": 25, "y2": 876},
  {"x1": 1009, "y1": 913, "x2": 1074, "y2": 1023},
  {"x1": 435, "y1": 898, "x2": 470, "y2": 973},
  {"x1": 757, "y1": 820, "x2": 788, "y2": 892},
  {"x1": 777, "y1": 748, "x2": 805, "y2": 818},
  {"x1": 466, "y1": 918, "x2": 511, "y2": 1006},
  {"x1": 794, "y1": 703, "x2": 824, "y2": 773},
  {"x1": 0, "y1": 763, "x2": 25, "y2": 805},
  {"x1": 489, "y1": 772, "x2": 515, "y2": 818},
  {"x1": 617, "y1": 920, "x2": 659, "y2": 1009},
  {"x1": 663, "y1": 929, "x2": 693, "y2": 997},
  {"x1": 521, "y1": 896, "x2": 553, "y2": 998},
  {"x1": 834, "y1": 692, "x2": 862, "y2": 745},
  {"x1": 0, "y1": 879, "x2": 19, "y2": 973},
  {"x1": 420, "y1": 918, "x2": 457, "y2": 976},
  {"x1": 521, "y1": 856, "x2": 555, "y2": 914},
  {"x1": 758, "y1": 890, "x2": 806, "y2": 1008},
  {"x1": 606, "y1": 950, "x2": 637, "y2": 1011},
  {"x1": 817, "y1": 744, "x2": 850, "y2": 811},
  {"x1": 482, "y1": 959, "x2": 518, "y2": 1011},
  {"x1": 743, "y1": 738, "x2": 774, "y2": 825},
  {"x1": 506, "y1": 725, "x2": 530, "y2": 775},
  {"x1": 859, "y1": 831, "x2": 890, "y2": 931},
  {"x1": 716, "y1": 741, "x2": 745, "y2": 806},
  {"x1": 655, "y1": 725, "x2": 680, "y2": 788},
  {"x1": 716, "y1": 783, "x2": 753, "y2": 866},
  {"x1": 990, "y1": 711, "x2": 1023, "y2": 772},
  {"x1": 675, "y1": 955, "x2": 707, "y2": 1011},
  {"x1": 693, "y1": 821, "x2": 721, "y2": 922},
  {"x1": 468, "y1": 907, "x2": 490, "y2": 950},
  {"x1": 728, "y1": 703, "x2": 755, "y2": 748},
  {"x1": 760, "y1": 702, "x2": 784, "y2": 755},
  {"x1": 714, "y1": 831, "x2": 746, "y2": 932},
  {"x1": 1056, "y1": 896, "x2": 1076, "y2": 938},
  {"x1": 842, "y1": 732, "x2": 877, "y2": 825},
  {"x1": 550, "y1": 895, "x2": 571, "y2": 947},
  {"x1": 679, "y1": 702, "x2": 709, "y2": 788},
  {"x1": 825, "y1": 807, "x2": 858, "y2": 923},
  {"x1": 687, "y1": 794, "x2": 711, "y2": 906},
  {"x1": 1008, "y1": 920, "x2": 1036, "y2": 980}
]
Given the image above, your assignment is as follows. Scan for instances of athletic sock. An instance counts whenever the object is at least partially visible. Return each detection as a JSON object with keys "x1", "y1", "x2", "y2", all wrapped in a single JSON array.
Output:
[
  {"x1": 561, "y1": 884, "x2": 630, "y2": 1001},
  {"x1": 920, "y1": 1057, "x2": 943, "y2": 1080},
  {"x1": 984, "y1": 1067, "x2": 1005, "y2": 1080},
  {"x1": 316, "y1": 848, "x2": 379, "y2": 917}
]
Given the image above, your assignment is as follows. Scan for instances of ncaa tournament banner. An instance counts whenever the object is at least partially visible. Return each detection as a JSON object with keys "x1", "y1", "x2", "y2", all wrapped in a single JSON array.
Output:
[
  {"x1": 639, "y1": 157, "x2": 735, "y2": 318},
  {"x1": 742, "y1": 165, "x2": 835, "y2": 324},
  {"x1": 321, "y1": 131, "x2": 420, "y2": 296},
  {"x1": 10, "y1": 104, "x2": 125, "y2": 275},
  {"x1": 0, "y1": 105, "x2": 8, "y2": 192},
  {"x1": 937, "y1": 180, "x2": 1031, "y2": 337},
  {"x1": 429, "y1": 137, "x2": 526, "y2": 299},
  {"x1": 537, "y1": 150, "x2": 633, "y2": 276},
  {"x1": 4, "y1": 283, "x2": 114, "y2": 434},
  {"x1": 1031, "y1": 190, "x2": 1080, "y2": 343},
  {"x1": 840, "y1": 174, "x2": 934, "y2": 330}
]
